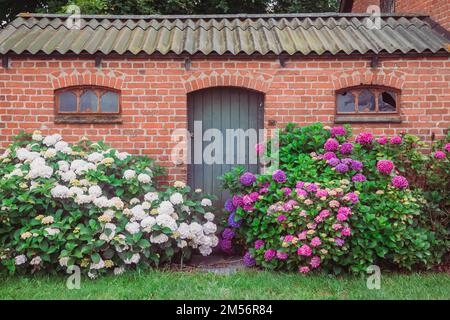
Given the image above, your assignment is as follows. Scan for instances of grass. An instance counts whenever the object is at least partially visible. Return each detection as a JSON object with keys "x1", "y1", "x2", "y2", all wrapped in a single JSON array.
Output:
[{"x1": 0, "y1": 270, "x2": 449, "y2": 300}]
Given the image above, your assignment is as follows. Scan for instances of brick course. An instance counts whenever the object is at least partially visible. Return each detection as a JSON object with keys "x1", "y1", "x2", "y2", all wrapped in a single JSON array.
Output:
[{"x1": 1, "y1": 56, "x2": 449, "y2": 182}]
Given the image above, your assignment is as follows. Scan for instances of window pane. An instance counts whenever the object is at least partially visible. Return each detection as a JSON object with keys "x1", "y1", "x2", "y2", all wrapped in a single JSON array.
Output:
[
  {"x1": 337, "y1": 92, "x2": 356, "y2": 113},
  {"x1": 80, "y1": 90, "x2": 98, "y2": 113},
  {"x1": 379, "y1": 91, "x2": 397, "y2": 112},
  {"x1": 58, "y1": 91, "x2": 77, "y2": 112},
  {"x1": 358, "y1": 89, "x2": 376, "y2": 112},
  {"x1": 100, "y1": 92, "x2": 119, "y2": 113}
]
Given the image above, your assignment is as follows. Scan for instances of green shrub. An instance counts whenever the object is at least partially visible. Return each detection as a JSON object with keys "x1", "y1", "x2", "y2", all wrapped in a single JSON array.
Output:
[{"x1": 0, "y1": 131, "x2": 218, "y2": 278}]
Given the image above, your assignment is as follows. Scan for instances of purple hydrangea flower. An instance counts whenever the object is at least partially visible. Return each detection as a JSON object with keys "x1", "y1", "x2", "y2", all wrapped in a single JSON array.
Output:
[
  {"x1": 335, "y1": 238, "x2": 345, "y2": 247},
  {"x1": 340, "y1": 142, "x2": 353, "y2": 155},
  {"x1": 276, "y1": 252, "x2": 288, "y2": 260},
  {"x1": 228, "y1": 212, "x2": 242, "y2": 228},
  {"x1": 350, "y1": 160, "x2": 363, "y2": 171},
  {"x1": 240, "y1": 172, "x2": 256, "y2": 186},
  {"x1": 327, "y1": 158, "x2": 340, "y2": 167},
  {"x1": 306, "y1": 183, "x2": 318, "y2": 193},
  {"x1": 272, "y1": 170, "x2": 286, "y2": 183},
  {"x1": 345, "y1": 192, "x2": 359, "y2": 204},
  {"x1": 324, "y1": 138, "x2": 339, "y2": 152},
  {"x1": 322, "y1": 152, "x2": 337, "y2": 160},
  {"x1": 335, "y1": 163, "x2": 349, "y2": 173},
  {"x1": 224, "y1": 199, "x2": 235, "y2": 213},
  {"x1": 352, "y1": 173, "x2": 366, "y2": 182},
  {"x1": 243, "y1": 252, "x2": 256, "y2": 266},
  {"x1": 222, "y1": 228, "x2": 235, "y2": 240},
  {"x1": 219, "y1": 239, "x2": 232, "y2": 253},
  {"x1": 341, "y1": 158, "x2": 353, "y2": 165}
]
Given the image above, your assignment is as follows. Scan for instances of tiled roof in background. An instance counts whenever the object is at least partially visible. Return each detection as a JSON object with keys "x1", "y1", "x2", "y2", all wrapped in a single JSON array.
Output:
[{"x1": 0, "y1": 13, "x2": 448, "y2": 56}]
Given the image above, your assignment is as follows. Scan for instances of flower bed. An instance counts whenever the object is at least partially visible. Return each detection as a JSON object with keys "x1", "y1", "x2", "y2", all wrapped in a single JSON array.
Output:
[
  {"x1": 0, "y1": 132, "x2": 218, "y2": 278},
  {"x1": 220, "y1": 123, "x2": 449, "y2": 273}
]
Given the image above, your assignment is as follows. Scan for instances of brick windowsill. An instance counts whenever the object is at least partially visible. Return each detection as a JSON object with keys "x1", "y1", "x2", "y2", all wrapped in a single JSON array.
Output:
[
  {"x1": 334, "y1": 115, "x2": 402, "y2": 124},
  {"x1": 54, "y1": 115, "x2": 123, "y2": 124}
]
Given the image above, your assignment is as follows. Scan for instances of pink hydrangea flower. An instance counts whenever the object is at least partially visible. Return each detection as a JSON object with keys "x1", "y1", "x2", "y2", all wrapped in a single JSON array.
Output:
[
  {"x1": 314, "y1": 215, "x2": 323, "y2": 223},
  {"x1": 299, "y1": 266, "x2": 310, "y2": 273},
  {"x1": 277, "y1": 252, "x2": 288, "y2": 260},
  {"x1": 322, "y1": 152, "x2": 337, "y2": 160},
  {"x1": 255, "y1": 143, "x2": 264, "y2": 154},
  {"x1": 315, "y1": 189, "x2": 328, "y2": 198},
  {"x1": 445, "y1": 143, "x2": 450, "y2": 152},
  {"x1": 296, "y1": 181, "x2": 305, "y2": 189},
  {"x1": 284, "y1": 235, "x2": 295, "y2": 243},
  {"x1": 338, "y1": 207, "x2": 352, "y2": 216},
  {"x1": 310, "y1": 237, "x2": 322, "y2": 247},
  {"x1": 329, "y1": 200, "x2": 340, "y2": 208},
  {"x1": 377, "y1": 160, "x2": 394, "y2": 175},
  {"x1": 259, "y1": 187, "x2": 269, "y2": 194},
  {"x1": 434, "y1": 151, "x2": 446, "y2": 159},
  {"x1": 298, "y1": 231, "x2": 307, "y2": 240},
  {"x1": 299, "y1": 210, "x2": 307, "y2": 217},
  {"x1": 282, "y1": 187, "x2": 292, "y2": 196},
  {"x1": 332, "y1": 223, "x2": 343, "y2": 230},
  {"x1": 297, "y1": 244, "x2": 312, "y2": 256},
  {"x1": 277, "y1": 214, "x2": 286, "y2": 222},
  {"x1": 324, "y1": 138, "x2": 339, "y2": 152},
  {"x1": 337, "y1": 213, "x2": 348, "y2": 222},
  {"x1": 331, "y1": 126, "x2": 346, "y2": 137},
  {"x1": 356, "y1": 132, "x2": 373, "y2": 145},
  {"x1": 255, "y1": 240, "x2": 265, "y2": 249},
  {"x1": 340, "y1": 142, "x2": 353, "y2": 155},
  {"x1": 319, "y1": 209, "x2": 330, "y2": 218},
  {"x1": 264, "y1": 249, "x2": 277, "y2": 261},
  {"x1": 341, "y1": 227, "x2": 351, "y2": 237},
  {"x1": 390, "y1": 136, "x2": 402, "y2": 144},
  {"x1": 249, "y1": 192, "x2": 260, "y2": 202},
  {"x1": 310, "y1": 256, "x2": 321, "y2": 269},
  {"x1": 391, "y1": 175, "x2": 409, "y2": 189},
  {"x1": 376, "y1": 136, "x2": 387, "y2": 145}
]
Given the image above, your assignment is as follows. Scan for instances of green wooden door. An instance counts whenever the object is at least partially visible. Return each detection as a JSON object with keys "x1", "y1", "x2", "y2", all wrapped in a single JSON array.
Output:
[{"x1": 187, "y1": 87, "x2": 264, "y2": 207}]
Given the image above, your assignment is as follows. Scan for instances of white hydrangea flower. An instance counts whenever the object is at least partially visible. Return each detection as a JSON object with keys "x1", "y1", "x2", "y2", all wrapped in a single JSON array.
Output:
[
  {"x1": 199, "y1": 245, "x2": 212, "y2": 256},
  {"x1": 87, "y1": 152, "x2": 104, "y2": 163},
  {"x1": 156, "y1": 214, "x2": 177, "y2": 231},
  {"x1": 125, "y1": 222, "x2": 140, "y2": 235},
  {"x1": 75, "y1": 194, "x2": 94, "y2": 205},
  {"x1": 91, "y1": 258, "x2": 105, "y2": 270},
  {"x1": 43, "y1": 148, "x2": 57, "y2": 159},
  {"x1": 58, "y1": 161, "x2": 70, "y2": 172},
  {"x1": 88, "y1": 185, "x2": 102, "y2": 198},
  {"x1": 44, "y1": 227, "x2": 60, "y2": 236},
  {"x1": 116, "y1": 152, "x2": 129, "y2": 161},
  {"x1": 144, "y1": 192, "x2": 158, "y2": 203},
  {"x1": 201, "y1": 198, "x2": 212, "y2": 206},
  {"x1": 60, "y1": 170, "x2": 76, "y2": 182},
  {"x1": 141, "y1": 201, "x2": 151, "y2": 210},
  {"x1": 59, "y1": 257, "x2": 69, "y2": 267},
  {"x1": 93, "y1": 196, "x2": 112, "y2": 208},
  {"x1": 204, "y1": 212, "x2": 215, "y2": 222},
  {"x1": 111, "y1": 197, "x2": 124, "y2": 210},
  {"x1": 177, "y1": 240, "x2": 188, "y2": 248},
  {"x1": 169, "y1": 192, "x2": 183, "y2": 205},
  {"x1": 202, "y1": 222, "x2": 217, "y2": 235},
  {"x1": 41, "y1": 216, "x2": 54, "y2": 225},
  {"x1": 174, "y1": 181, "x2": 186, "y2": 188},
  {"x1": 209, "y1": 235, "x2": 219, "y2": 247},
  {"x1": 69, "y1": 186, "x2": 84, "y2": 196},
  {"x1": 51, "y1": 185, "x2": 72, "y2": 199},
  {"x1": 124, "y1": 253, "x2": 141, "y2": 265},
  {"x1": 157, "y1": 201, "x2": 174, "y2": 215},
  {"x1": 177, "y1": 223, "x2": 191, "y2": 239},
  {"x1": 123, "y1": 170, "x2": 136, "y2": 180},
  {"x1": 189, "y1": 222, "x2": 204, "y2": 237},
  {"x1": 181, "y1": 205, "x2": 191, "y2": 213},
  {"x1": 150, "y1": 233, "x2": 169, "y2": 244},
  {"x1": 137, "y1": 173, "x2": 151, "y2": 184},
  {"x1": 9, "y1": 168, "x2": 23, "y2": 177},
  {"x1": 15, "y1": 255, "x2": 27, "y2": 266},
  {"x1": 70, "y1": 159, "x2": 95, "y2": 175},
  {"x1": 99, "y1": 222, "x2": 117, "y2": 242},
  {"x1": 141, "y1": 216, "x2": 156, "y2": 232},
  {"x1": 30, "y1": 256, "x2": 42, "y2": 266},
  {"x1": 28, "y1": 157, "x2": 53, "y2": 179},
  {"x1": 54, "y1": 141, "x2": 69, "y2": 152},
  {"x1": 32, "y1": 131, "x2": 43, "y2": 141},
  {"x1": 114, "y1": 267, "x2": 125, "y2": 275},
  {"x1": 43, "y1": 134, "x2": 61, "y2": 147},
  {"x1": 130, "y1": 198, "x2": 140, "y2": 205}
]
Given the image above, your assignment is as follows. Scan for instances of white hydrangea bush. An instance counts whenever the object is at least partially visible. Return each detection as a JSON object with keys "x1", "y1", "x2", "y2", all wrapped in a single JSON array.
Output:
[{"x1": 0, "y1": 131, "x2": 217, "y2": 278}]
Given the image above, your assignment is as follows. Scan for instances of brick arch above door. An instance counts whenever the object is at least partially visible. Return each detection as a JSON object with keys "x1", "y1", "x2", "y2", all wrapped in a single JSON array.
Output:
[{"x1": 184, "y1": 71, "x2": 275, "y2": 94}]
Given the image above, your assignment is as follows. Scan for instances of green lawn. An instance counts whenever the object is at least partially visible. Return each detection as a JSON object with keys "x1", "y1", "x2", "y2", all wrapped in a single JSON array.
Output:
[{"x1": 0, "y1": 270, "x2": 448, "y2": 300}]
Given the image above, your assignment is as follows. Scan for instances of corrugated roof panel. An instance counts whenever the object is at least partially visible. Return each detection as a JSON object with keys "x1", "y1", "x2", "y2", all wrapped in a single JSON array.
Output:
[{"x1": 0, "y1": 13, "x2": 448, "y2": 56}]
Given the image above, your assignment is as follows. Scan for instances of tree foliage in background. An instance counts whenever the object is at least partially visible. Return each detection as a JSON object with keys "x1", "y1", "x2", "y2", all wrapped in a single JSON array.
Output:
[{"x1": 1, "y1": 0, "x2": 340, "y2": 26}]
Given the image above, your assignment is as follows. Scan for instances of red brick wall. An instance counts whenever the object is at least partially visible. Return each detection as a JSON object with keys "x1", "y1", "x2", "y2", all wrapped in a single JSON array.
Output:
[
  {"x1": 349, "y1": 0, "x2": 450, "y2": 30},
  {"x1": 395, "y1": 0, "x2": 450, "y2": 30},
  {"x1": 1, "y1": 56, "x2": 449, "y2": 182},
  {"x1": 351, "y1": 0, "x2": 380, "y2": 13}
]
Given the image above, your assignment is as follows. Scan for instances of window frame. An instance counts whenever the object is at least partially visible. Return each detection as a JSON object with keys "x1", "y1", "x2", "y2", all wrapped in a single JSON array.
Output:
[
  {"x1": 55, "y1": 85, "x2": 121, "y2": 116},
  {"x1": 335, "y1": 85, "x2": 401, "y2": 117}
]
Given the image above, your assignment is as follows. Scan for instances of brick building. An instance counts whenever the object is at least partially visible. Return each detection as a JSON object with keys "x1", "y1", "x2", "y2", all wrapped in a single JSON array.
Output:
[{"x1": 0, "y1": 0, "x2": 449, "y2": 200}]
